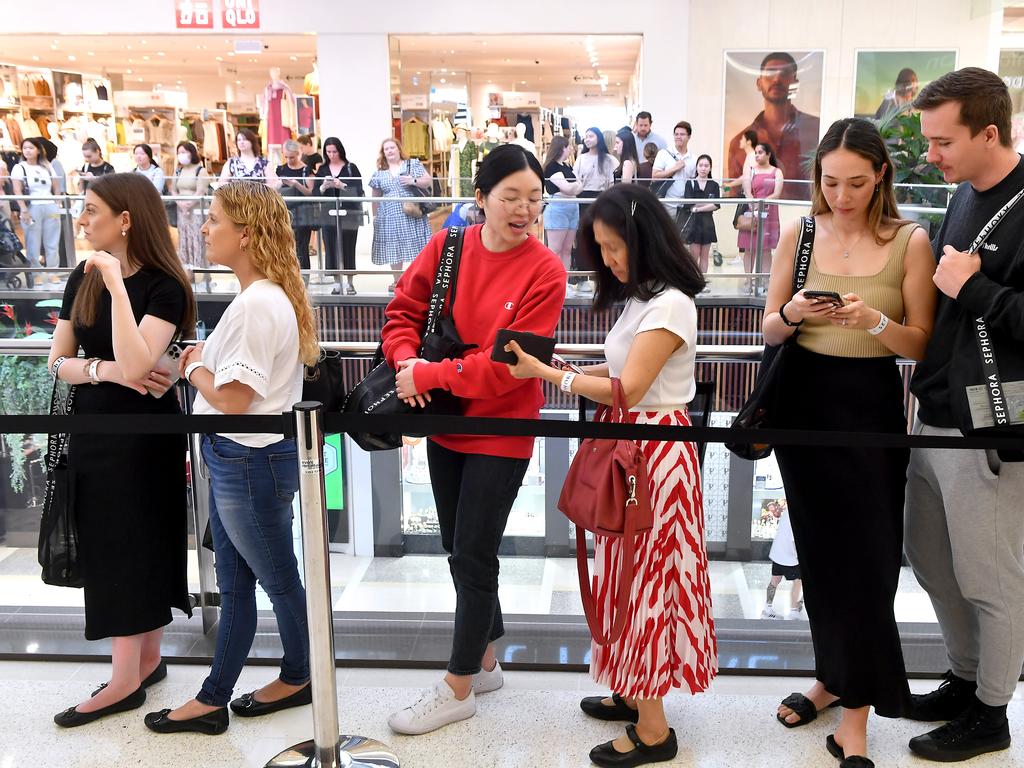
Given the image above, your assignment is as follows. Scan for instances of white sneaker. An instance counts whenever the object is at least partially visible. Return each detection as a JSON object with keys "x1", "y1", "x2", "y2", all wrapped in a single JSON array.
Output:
[
  {"x1": 387, "y1": 680, "x2": 476, "y2": 735},
  {"x1": 761, "y1": 604, "x2": 780, "y2": 619},
  {"x1": 786, "y1": 602, "x2": 806, "y2": 620},
  {"x1": 472, "y1": 661, "x2": 503, "y2": 694}
]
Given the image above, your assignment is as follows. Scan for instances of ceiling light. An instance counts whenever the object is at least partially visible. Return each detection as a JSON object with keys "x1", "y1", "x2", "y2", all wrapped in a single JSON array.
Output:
[
  {"x1": 416, "y1": 71, "x2": 421, "y2": 75},
  {"x1": 439, "y1": 78, "x2": 447, "y2": 84},
  {"x1": 31, "y1": 55, "x2": 39, "y2": 61},
  {"x1": 176, "y1": 80, "x2": 182, "y2": 84},
  {"x1": 125, "y1": 45, "x2": 132, "y2": 50},
  {"x1": 67, "y1": 55, "x2": 76, "y2": 61},
  {"x1": 143, "y1": 55, "x2": 150, "y2": 60},
  {"x1": 289, "y1": 55, "x2": 298, "y2": 61},
  {"x1": 227, "y1": 52, "x2": 235, "y2": 56},
  {"x1": 156, "y1": 83, "x2": 163, "y2": 89},
  {"x1": 50, "y1": 44, "x2": 58, "y2": 51},
  {"x1": 235, "y1": 80, "x2": 241, "y2": 84},
  {"x1": 450, "y1": 49, "x2": 456, "y2": 54},
  {"x1": 566, "y1": 96, "x2": 571, "y2": 101},
  {"x1": 481, "y1": 41, "x2": 488, "y2": 46},
  {"x1": 125, "y1": 68, "x2": 132, "y2": 74},
  {"x1": 87, "y1": 51, "x2": 95, "y2": 56},
  {"x1": 138, "y1": 77, "x2": 143, "y2": 81},
  {"x1": 215, "y1": 56, "x2": 223, "y2": 61},
  {"x1": 141, "y1": 39, "x2": 147, "y2": 45},
  {"x1": 157, "y1": 51, "x2": 165, "y2": 56},
  {"x1": 616, "y1": 82, "x2": 621, "y2": 86},
  {"x1": 128, "y1": 58, "x2": 133, "y2": 63},
  {"x1": 441, "y1": 68, "x2": 447, "y2": 73},
  {"x1": 504, "y1": 58, "x2": 510, "y2": 63},
  {"x1": 520, "y1": 80, "x2": 526, "y2": 85}
]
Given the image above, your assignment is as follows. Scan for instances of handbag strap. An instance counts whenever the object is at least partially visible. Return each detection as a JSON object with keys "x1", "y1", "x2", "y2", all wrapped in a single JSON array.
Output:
[
  {"x1": 422, "y1": 226, "x2": 465, "y2": 337},
  {"x1": 792, "y1": 216, "x2": 814, "y2": 295},
  {"x1": 609, "y1": 377, "x2": 627, "y2": 422},
  {"x1": 965, "y1": 187, "x2": 1024, "y2": 429}
]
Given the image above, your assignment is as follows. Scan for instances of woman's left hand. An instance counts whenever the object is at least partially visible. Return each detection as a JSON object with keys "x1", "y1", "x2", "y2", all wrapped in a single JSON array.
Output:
[
  {"x1": 829, "y1": 293, "x2": 881, "y2": 331},
  {"x1": 143, "y1": 367, "x2": 175, "y2": 398},
  {"x1": 83, "y1": 251, "x2": 124, "y2": 291},
  {"x1": 505, "y1": 340, "x2": 548, "y2": 380}
]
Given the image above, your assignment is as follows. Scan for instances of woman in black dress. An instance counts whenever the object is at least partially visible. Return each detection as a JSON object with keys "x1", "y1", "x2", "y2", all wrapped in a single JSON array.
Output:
[
  {"x1": 682, "y1": 154, "x2": 720, "y2": 274},
  {"x1": 47, "y1": 172, "x2": 195, "y2": 728},
  {"x1": 314, "y1": 136, "x2": 364, "y2": 295}
]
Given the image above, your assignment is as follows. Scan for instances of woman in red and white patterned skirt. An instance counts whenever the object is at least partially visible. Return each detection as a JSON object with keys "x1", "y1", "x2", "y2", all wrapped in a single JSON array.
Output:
[{"x1": 507, "y1": 183, "x2": 716, "y2": 768}]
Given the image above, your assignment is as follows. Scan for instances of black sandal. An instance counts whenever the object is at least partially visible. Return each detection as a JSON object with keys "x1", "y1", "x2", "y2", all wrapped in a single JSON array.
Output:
[
  {"x1": 580, "y1": 693, "x2": 640, "y2": 723},
  {"x1": 826, "y1": 734, "x2": 874, "y2": 767},
  {"x1": 589, "y1": 724, "x2": 678, "y2": 767},
  {"x1": 777, "y1": 692, "x2": 841, "y2": 728}
]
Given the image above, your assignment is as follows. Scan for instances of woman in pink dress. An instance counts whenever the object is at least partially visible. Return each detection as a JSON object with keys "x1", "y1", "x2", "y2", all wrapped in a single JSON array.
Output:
[{"x1": 738, "y1": 142, "x2": 785, "y2": 293}]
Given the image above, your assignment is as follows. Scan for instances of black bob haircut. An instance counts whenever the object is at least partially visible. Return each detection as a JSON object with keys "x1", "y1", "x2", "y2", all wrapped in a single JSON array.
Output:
[
  {"x1": 474, "y1": 143, "x2": 545, "y2": 196},
  {"x1": 578, "y1": 184, "x2": 706, "y2": 311}
]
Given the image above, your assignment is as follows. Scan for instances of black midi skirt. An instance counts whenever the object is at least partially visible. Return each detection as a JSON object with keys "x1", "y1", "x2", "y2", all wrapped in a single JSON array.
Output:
[{"x1": 773, "y1": 345, "x2": 911, "y2": 717}]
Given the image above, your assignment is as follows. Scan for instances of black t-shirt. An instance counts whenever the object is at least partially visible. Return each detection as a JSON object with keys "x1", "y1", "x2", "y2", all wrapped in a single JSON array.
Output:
[
  {"x1": 314, "y1": 161, "x2": 363, "y2": 203},
  {"x1": 303, "y1": 153, "x2": 323, "y2": 173},
  {"x1": 79, "y1": 161, "x2": 115, "y2": 192},
  {"x1": 275, "y1": 163, "x2": 309, "y2": 197},
  {"x1": 544, "y1": 161, "x2": 575, "y2": 196},
  {"x1": 911, "y1": 155, "x2": 1024, "y2": 430}
]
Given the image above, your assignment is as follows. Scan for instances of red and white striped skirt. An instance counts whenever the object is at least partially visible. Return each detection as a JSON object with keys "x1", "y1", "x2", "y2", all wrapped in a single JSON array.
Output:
[{"x1": 588, "y1": 408, "x2": 718, "y2": 700}]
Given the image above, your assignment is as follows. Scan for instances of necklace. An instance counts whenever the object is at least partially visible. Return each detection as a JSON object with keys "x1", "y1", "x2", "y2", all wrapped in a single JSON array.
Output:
[{"x1": 830, "y1": 219, "x2": 866, "y2": 258}]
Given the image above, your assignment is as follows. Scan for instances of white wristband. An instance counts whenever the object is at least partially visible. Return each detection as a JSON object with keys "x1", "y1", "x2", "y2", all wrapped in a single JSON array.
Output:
[
  {"x1": 559, "y1": 372, "x2": 577, "y2": 393},
  {"x1": 87, "y1": 358, "x2": 101, "y2": 384},
  {"x1": 867, "y1": 312, "x2": 890, "y2": 336},
  {"x1": 184, "y1": 361, "x2": 205, "y2": 384}
]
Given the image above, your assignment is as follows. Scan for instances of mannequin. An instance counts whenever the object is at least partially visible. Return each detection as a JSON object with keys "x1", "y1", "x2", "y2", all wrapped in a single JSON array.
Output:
[
  {"x1": 449, "y1": 126, "x2": 477, "y2": 197},
  {"x1": 303, "y1": 59, "x2": 320, "y2": 118},
  {"x1": 479, "y1": 122, "x2": 501, "y2": 159},
  {"x1": 511, "y1": 122, "x2": 537, "y2": 158},
  {"x1": 262, "y1": 67, "x2": 297, "y2": 165}
]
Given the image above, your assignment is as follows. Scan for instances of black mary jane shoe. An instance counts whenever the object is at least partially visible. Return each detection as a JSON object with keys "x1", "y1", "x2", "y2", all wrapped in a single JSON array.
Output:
[
  {"x1": 826, "y1": 734, "x2": 875, "y2": 768},
  {"x1": 581, "y1": 693, "x2": 641, "y2": 723},
  {"x1": 92, "y1": 660, "x2": 168, "y2": 697},
  {"x1": 589, "y1": 725, "x2": 678, "y2": 768},
  {"x1": 229, "y1": 683, "x2": 312, "y2": 717},
  {"x1": 54, "y1": 686, "x2": 146, "y2": 728},
  {"x1": 144, "y1": 706, "x2": 229, "y2": 735}
]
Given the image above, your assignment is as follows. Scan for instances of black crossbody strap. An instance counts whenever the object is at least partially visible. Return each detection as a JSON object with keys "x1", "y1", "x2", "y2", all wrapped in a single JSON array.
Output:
[
  {"x1": 792, "y1": 216, "x2": 814, "y2": 295},
  {"x1": 423, "y1": 226, "x2": 465, "y2": 337},
  {"x1": 966, "y1": 186, "x2": 1024, "y2": 428}
]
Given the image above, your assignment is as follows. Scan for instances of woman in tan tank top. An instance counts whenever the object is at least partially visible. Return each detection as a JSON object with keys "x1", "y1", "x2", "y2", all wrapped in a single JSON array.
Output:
[{"x1": 762, "y1": 118, "x2": 937, "y2": 768}]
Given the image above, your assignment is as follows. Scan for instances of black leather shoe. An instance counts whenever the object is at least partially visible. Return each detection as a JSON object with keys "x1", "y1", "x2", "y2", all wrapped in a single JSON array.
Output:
[
  {"x1": 54, "y1": 686, "x2": 146, "y2": 728},
  {"x1": 144, "y1": 706, "x2": 229, "y2": 735},
  {"x1": 907, "y1": 670, "x2": 977, "y2": 722},
  {"x1": 908, "y1": 700, "x2": 1011, "y2": 762},
  {"x1": 589, "y1": 725, "x2": 677, "y2": 767},
  {"x1": 92, "y1": 660, "x2": 168, "y2": 697},
  {"x1": 581, "y1": 693, "x2": 640, "y2": 723},
  {"x1": 229, "y1": 683, "x2": 312, "y2": 717},
  {"x1": 826, "y1": 735, "x2": 875, "y2": 767}
]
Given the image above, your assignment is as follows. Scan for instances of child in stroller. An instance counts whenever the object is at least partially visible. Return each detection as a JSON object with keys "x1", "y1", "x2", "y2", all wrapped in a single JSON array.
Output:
[{"x1": 0, "y1": 215, "x2": 31, "y2": 289}]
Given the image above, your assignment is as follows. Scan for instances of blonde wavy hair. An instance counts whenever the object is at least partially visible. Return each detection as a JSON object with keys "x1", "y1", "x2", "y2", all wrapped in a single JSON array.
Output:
[{"x1": 214, "y1": 182, "x2": 320, "y2": 366}]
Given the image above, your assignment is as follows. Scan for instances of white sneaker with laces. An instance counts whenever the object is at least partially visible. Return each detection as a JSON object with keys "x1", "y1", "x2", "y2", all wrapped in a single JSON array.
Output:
[
  {"x1": 387, "y1": 680, "x2": 476, "y2": 735},
  {"x1": 472, "y1": 661, "x2": 503, "y2": 694},
  {"x1": 761, "y1": 604, "x2": 780, "y2": 619}
]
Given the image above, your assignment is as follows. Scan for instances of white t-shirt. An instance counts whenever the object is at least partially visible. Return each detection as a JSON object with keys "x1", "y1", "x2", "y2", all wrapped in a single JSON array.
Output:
[
  {"x1": 769, "y1": 508, "x2": 799, "y2": 567},
  {"x1": 573, "y1": 151, "x2": 619, "y2": 193},
  {"x1": 193, "y1": 280, "x2": 303, "y2": 448},
  {"x1": 653, "y1": 148, "x2": 696, "y2": 210},
  {"x1": 604, "y1": 287, "x2": 697, "y2": 408},
  {"x1": 12, "y1": 161, "x2": 56, "y2": 202}
]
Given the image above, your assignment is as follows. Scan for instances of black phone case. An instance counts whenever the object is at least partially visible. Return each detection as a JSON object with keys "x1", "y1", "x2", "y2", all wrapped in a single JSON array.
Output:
[{"x1": 490, "y1": 329, "x2": 557, "y2": 365}]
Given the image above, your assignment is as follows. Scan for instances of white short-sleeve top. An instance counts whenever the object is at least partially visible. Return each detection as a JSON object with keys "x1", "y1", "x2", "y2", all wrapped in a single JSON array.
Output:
[
  {"x1": 193, "y1": 279, "x2": 303, "y2": 447},
  {"x1": 603, "y1": 286, "x2": 698, "y2": 408}
]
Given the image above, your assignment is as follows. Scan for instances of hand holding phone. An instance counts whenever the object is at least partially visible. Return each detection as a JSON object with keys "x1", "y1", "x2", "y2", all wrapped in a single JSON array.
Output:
[
  {"x1": 551, "y1": 354, "x2": 584, "y2": 374},
  {"x1": 804, "y1": 290, "x2": 846, "y2": 307},
  {"x1": 153, "y1": 343, "x2": 185, "y2": 391}
]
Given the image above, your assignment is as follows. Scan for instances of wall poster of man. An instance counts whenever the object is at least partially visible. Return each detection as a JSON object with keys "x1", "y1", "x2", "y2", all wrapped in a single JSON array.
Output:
[
  {"x1": 723, "y1": 49, "x2": 823, "y2": 200},
  {"x1": 854, "y1": 50, "x2": 957, "y2": 120},
  {"x1": 998, "y1": 50, "x2": 1024, "y2": 154}
]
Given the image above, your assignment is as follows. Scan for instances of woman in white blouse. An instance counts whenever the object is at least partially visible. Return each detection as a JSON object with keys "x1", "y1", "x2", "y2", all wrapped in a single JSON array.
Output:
[
  {"x1": 505, "y1": 184, "x2": 715, "y2": 768},
  {"x1": 133, "y1": 144, "x2": 166, "y2": 194},
  {"x1": 144, "y1": 181, "x2": 320, "y2": 736}
]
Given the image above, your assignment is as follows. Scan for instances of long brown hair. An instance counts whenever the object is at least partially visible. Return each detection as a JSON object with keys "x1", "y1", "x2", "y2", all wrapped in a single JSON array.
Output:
[
  {"x1": 543, "y1": 135, "x2": 570, "y2": 168},
  {"x1": 214, "y1": 182, "x2": 320, "y2": 366},
  {"x1": 810, "y1": 118, "x2": 910, "y2": 245},
  {"x1": 376, "y1": 137, "x2": 408, "y2": 170},
  {"x1": 71, "y1": 173, "x2": 196, "y2": 335}
]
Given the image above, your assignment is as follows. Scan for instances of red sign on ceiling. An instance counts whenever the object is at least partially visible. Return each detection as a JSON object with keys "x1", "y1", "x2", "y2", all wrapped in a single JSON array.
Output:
[
  {"x1": 222, "y1": 0, "x2": 261, "y2": 29},
  {"x1": 174, "y1": 0, "x2": 214, "y2": 29}
]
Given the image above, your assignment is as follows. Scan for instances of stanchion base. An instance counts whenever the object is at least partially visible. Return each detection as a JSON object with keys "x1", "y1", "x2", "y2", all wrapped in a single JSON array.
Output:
[{"x1": 265, "y1": 735, "x2": 399, "y2": 768}]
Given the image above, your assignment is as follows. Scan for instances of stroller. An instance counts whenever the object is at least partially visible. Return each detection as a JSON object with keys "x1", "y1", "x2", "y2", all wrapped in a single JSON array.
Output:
[{"x1": 0, "y1": 215, "x2": 31, "y2": 290}]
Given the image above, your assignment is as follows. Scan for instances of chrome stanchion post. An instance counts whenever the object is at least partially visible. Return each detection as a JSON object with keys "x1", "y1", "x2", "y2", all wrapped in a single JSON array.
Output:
[{"x1": 267, "y1": 401, "x2": 399, "y2": 768}]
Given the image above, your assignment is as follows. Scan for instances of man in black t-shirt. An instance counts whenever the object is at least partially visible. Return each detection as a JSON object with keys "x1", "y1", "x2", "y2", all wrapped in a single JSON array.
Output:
[{"x1": 903, "y1": 68, "x2": 1024, "y2": 764}]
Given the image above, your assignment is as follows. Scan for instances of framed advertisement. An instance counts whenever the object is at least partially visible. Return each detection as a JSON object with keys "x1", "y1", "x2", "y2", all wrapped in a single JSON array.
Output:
[
  {"x1": 722, "y1": 49, "x2": 824, "y2": 199},
  {"x1": 999, "y1": 50, "x2": 1024, "y2": 152},
  {"x1": 854, "y1": 50, "x2": 957, "y2": 119},
  {"x1": 52, "y1": 71, "x2": 85, "y2": 112}
]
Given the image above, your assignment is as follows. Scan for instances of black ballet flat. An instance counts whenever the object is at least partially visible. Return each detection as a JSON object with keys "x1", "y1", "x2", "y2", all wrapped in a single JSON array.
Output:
[
  {"x1": 54, "y1": 686, "x2": 146, "y2": 728},
  {"x1": 92, "y1": 660, "x2": 168, "y2": 697},
  {"x1": 581, "y1": 693, "x2": 641, "y2": 723},
  {"x1": 144, "y1": 706, "x2": 229, "y2": 735},
  {"x1": 589, "y1": 725, "x2": 678, "y2": 767},
  {"x1": 229, "y1": 683, "x2": 312, "y2": 717},
  {"x1": 826, "y1": 734, "x2": 874, "y2": 767}
]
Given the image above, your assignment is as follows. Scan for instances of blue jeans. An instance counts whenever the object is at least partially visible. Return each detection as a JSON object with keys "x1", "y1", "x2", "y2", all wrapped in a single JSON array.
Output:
[{"x1": 198, "y1": 434, "x2": 310, "y2": 707}]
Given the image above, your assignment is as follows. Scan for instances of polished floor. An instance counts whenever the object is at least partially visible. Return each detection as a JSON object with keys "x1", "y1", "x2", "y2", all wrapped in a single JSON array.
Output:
[{"x1": 0, "y1": 660, "x2": 1020, "y2": 767}]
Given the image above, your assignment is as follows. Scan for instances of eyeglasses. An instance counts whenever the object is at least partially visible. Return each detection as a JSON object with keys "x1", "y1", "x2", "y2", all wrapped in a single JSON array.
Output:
[{"x1": 491, "y1": 194, "x2": 543, "y2": 213}]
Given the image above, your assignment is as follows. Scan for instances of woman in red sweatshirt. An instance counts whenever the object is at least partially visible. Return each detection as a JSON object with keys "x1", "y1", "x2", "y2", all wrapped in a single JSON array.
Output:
[{"x1": 383, "y1": 144, "x2": 566, "y2": 735}]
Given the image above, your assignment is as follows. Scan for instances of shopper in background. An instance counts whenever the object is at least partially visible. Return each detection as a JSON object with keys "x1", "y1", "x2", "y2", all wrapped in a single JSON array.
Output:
[
  {"x1": 738, "y1": 141, "x2": 784, "y2": 291},
  {"x1": 637, "y1": 143, "x2": 658, "y2": 186},
  {"x1": 761, "y1": 501, "x2": 803, "y2": 620},
  {"x1": 314, "y1": 136, "x2": 364, "y2": 295},
  {"x1": 369, "y1": 137, "x2": 431, "y2": 293},
  {"x1": 765, "y1": 118, "x2": 935, "y2": 767},
  {"x1": 274, "y1": 139, "x2": 314, "y2": 271},
  {"x1": 132, "y1": 144, "x2": 166, "y2": 194},
  {"x1": 77, "y1": 138, "x2": 115, "y2": 194},
  {"x1": 722, "y1": 129, "x2": 759, "y2": 196},
  {"x1": 11, "y1": 137, "x2": 62, "y2": 283},
  {"x1": 542, "y1": 135, "x2": 583, "y2": 282},
  {"x1": 505, "y1": 184, "x2": 714, "y2": 768},
  {"x1": 145, "y1": 181, "x2": 318, "y2": 736},
  {"x1": 48, "y1": 172, "x2": 195, "y2": 728},
  {"x1": 613, "y1": 127, "x2": 640, "y2": 185},
  {"x1": 682, "y1": 154, "x2": 721, "y2": 275},
  {"x1": 652, "y1": 121, "x2": 697, "y2": 228},
  {"x1": 297, "y1": 133, "x2": 322, "y2": 174},
  {"x1": 219, "y1": 129, "x2": 270, "y2": 184},
  {"x1": 573, "y1": 127, "x2": 618, "y2": 295},
  {"x1": 170, "y1": 141, "x2": 211, "y2": 291},
  {"x1": 632, "y1": 110, "x2": 667, "y2": 159},
  {"x1": 384, "y1": 144, "x2": 565, "y2": 736}
]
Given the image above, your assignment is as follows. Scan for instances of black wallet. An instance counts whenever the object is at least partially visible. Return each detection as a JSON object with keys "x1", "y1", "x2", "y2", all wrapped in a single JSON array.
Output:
[{"x1": 491, "y1": 328, "x2": 557, "y2": 364}]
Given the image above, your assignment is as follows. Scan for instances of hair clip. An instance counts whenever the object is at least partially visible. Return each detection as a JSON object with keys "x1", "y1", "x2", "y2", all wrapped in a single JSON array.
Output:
[{"x1": 630, "y1": 200, "x2": 637, "y2": 217}]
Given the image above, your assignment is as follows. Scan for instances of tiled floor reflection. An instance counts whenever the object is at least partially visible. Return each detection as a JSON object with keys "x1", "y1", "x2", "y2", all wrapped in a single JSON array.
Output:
[{"x1": 0, "y1": 661, "x2": 1021, "y2": 768}]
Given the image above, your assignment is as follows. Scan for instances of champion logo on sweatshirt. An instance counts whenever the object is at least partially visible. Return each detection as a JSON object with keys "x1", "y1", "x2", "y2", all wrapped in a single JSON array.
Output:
[{"x1": 504, "y1": 301, "x2": 515, "y2": 311}]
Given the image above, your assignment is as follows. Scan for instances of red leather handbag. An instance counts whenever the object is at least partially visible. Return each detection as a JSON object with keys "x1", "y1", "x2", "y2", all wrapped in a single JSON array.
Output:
[{"x1": 557, "y1": 378, "x2": 652, "y2": 645}]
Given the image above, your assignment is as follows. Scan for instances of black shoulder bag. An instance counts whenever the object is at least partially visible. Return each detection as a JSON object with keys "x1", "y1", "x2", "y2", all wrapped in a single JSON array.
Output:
[
  {"x1": 726, "y1": 216, "x2": 814, "y2": 460},
  {"x1": 38, "y1": 358, "x2": 85, "y2": 588},
  {"x1": 342, "y1": 226, "x2": 476, "y2": 451}
]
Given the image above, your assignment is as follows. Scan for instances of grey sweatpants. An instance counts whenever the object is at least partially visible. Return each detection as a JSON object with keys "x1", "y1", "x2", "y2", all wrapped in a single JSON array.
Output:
[{"x1": 904, "y1": 422, "x2": 1024, "y2": 706}]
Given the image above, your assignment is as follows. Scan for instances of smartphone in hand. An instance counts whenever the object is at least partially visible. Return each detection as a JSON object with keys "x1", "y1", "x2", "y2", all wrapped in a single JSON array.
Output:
[
  {"x1": 551, "y1": 354, "x2": 584, "y2": 374},
  {"x1": 804, "y1": 290, "x2": 845, "y2": 307}
]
